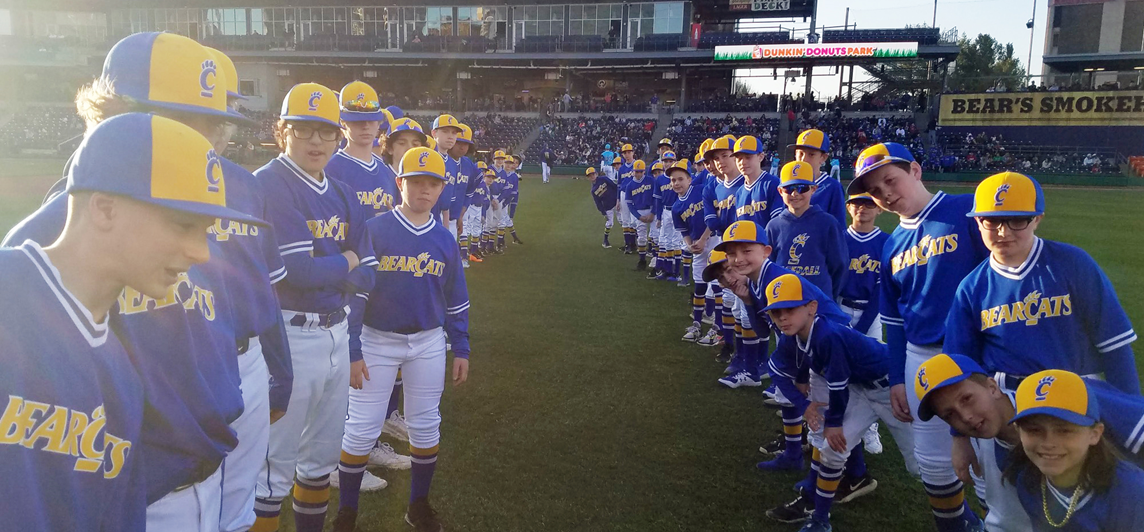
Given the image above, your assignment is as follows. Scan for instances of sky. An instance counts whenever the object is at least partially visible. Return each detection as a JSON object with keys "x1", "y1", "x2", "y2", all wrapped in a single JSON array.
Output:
[{"x1": 738, "y1": 0, "x2": 1049, "y2": 97}]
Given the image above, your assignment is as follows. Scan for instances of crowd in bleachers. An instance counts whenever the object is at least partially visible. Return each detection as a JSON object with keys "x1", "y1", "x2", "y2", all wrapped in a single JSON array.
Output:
[
  {"x1": 665, "y1": 115, "x2": 780, "y2": 163},
  {"x1": 797, "y1": 112, "x2": 924, "y2": 164},
  {"x1": 926, "y1": 131, "x2": 1122, "y2": 174},
  {"x1": 527, "y1": 115, "x2": 656, "y2": 165},
  {"x1": 408, "y1": 113, "x2": 538, "y2": 154},
  {"x1": 0, "y1": 106, "x2": 84, "y2": 155}
]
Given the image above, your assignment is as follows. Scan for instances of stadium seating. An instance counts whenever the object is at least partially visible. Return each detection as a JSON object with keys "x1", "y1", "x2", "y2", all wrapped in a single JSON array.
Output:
[
  {"x1": 409, "y1": 113, "x2": 539, "y2": 156},
  {"x1": 931, "y1": 131, "x2": 1121, "y2": 175},
  {"x1": 515, "y1": 35, "x2": 561, "y2": 53},
  {"x1": 665, "y1": 115, "x2": 780, "y2": 163},
  {"x1": 0, "y1": 106, "x2": 84, "y2": 156},
  {"x1": 822, "y1": 28, "x2": 941, "y2": 45},
  {"x1": 563, "y1": 35, "x2": 605, "y2": 53},
  {"x1": 632, "y1": 33, "x2": 685, "y2": 52},
  {"x1": 527, "y1": 116, "x2": 657, "y2": 165},
  {"x1": 697, "y1": 31, "x2": 799, "y2": 49}
]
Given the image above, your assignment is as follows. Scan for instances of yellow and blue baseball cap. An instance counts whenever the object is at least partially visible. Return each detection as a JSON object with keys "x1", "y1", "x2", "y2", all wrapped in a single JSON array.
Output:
[
  {"x1": 477, "y1": 161, "x2": 488, "y2": 170},
  {"x1": 715, "y1": 220, "x2": 769, "y2": 251},
  {"x1": 701, "y1": 250, "x2": 729, "y2": 282},
  {"x1": 697, "y1": 138, "x2": 713, "y2": 160},
  {"x1": 397, "y1": 146, "x2": 446, "y2": 181},
  {"x1": 280, "y1": 82, "x2": 340, "y2": 128},
  {"x1": 705, "y1": 135, "x2": 736, "y2": 160},
  {"x1": 666, "y1": 160, "x2": 691, "y2": 177},
  {"x1": 762, "y1": 274, "x2": 815, "y2": 311},
  {"x1": 67, "y1": 113, "x2": 264, "y2": 225},
  {"x1": 658, "y1": 137, "x2": 674, "y2": 147},
  {"x1": 967, "y1": 172, "x2": 1045, "y2": 218},
  {"x1": 585, "y1": 166, "x2": 597, "y2": 176},
  {"x1": 339, "y1": 81, "x2": 384, "y2": 122},
  {"x1": 733, "y1": 136, "x2": 765, "y2": 156},
  {"x1": 634, "y1": 160, "x2": 647, "y2": 171},
  {"x1": 378, "y1": 108, "x2": 395, "y2": 136},
  {"x1": 432, "y1": 114, "x2": 462, "y2": 131},
  {"x1": 849, "y1": 142, "x2": 917, "y2": 195},
  {"x1": 385, "y1": 105, "x2": 404, "y2": 120},
  {"x1": 387, "y1": 117, "x2": 428, "y2": 144},
  {"x1": 203, "y1": 47, "x2": 256, "y2": 125},
  {"x1": 612, "y1": 156, "x2": 622, "y2": 165},
  {"x1": 780, "y1": 161, "x2": 816, "y2": 188},
  {"x1": 789, "y1": 129, "x2": 831, "y2": 153},
  {"x1": 425, "y1": 137, "x2": 437, "y2": 151},
  {"x1": 494, "y1": 150, "x2": 507, "y2": 160},
  {"x1": 457, "y1": 123, "x2": 474, "y2": 145},
  {"x1": 650, "y1": 161, "x2": 664, "y2": 172},
  {"x1": 621, "y1": 143, "x2": 634, "y2": 153},
  {"x1": 1011, "y1": 370, "x2": 1100, "y2": 427},
  {"x1": 104, "y1": 32, "x2": 234, "y2": 121},
  {"x1": 915, "y1": 354, "x2": 988, "y2": 421},
  {"x1": 846, "y1": 192, "x2": 877, "y2": 204}
]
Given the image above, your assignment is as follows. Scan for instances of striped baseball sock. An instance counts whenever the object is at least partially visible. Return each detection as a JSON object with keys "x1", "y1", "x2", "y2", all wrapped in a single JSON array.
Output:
[
  {"x1": 731, "y1": 323, "x2": 745, "y2": 371},
  {"x1": 741, "y1": 325, "x2": 760, "y2": 375},
  {"x1": 710, "y1": 282, "x2": 723, "y2": 329},
  {"x1": 796, "y1": 446, "x2": 823, "y2": 494},
  {"x1": 459, "y1": 236, "x2": 469, "y2": 257},
  {"x1": 720, "y1": 298, "x2": 736, "y2": 345},
  {"x1": 337, "y1": 451, "x2": 369, "y2": 511},
  {"x1": 681, "y1": 251, "x2": 692, "y2": 280},
  {"x1": 497, "y1": 228, "x2": 505, "y2": 248},
  {"x1": 924, "y1": 480, "x2": 979, "y2": 532},
  {"x1": 813, "y1": 462, "x2": 845, "y2": 522},
  {"x1": 292, "y1": 475, "x2": 331, "y2": 532},
  {"x1": 638, "y1": 244, "x2": 647, "y2": 261},
  {"x1": 692, "y1": 282, "x2": 707, "y2": 324},
  {"x1": 251, "y1": 497, "x2": 282, "y2": 532},
  {"x1": 410, "y1": 444, "x2": 439, "y2": 503},
  {"x1": 780, "y1": 405, "x2": 805, "y2": 458},
  {"x1": 386, "y1": 374, "x2": 403, "y2": 419},
  {"x1": 510, "y1": 228, "x2": 519, "y2": 240},
  {"x1": 673, "y1": 249, "x2": 683, "y2": 276},
  {"x1": 626, "y1": 229, "x2": 636, "y2": 250},
  {"x1": 704, "y1": 292, "x2": 715, "y2": 317}
]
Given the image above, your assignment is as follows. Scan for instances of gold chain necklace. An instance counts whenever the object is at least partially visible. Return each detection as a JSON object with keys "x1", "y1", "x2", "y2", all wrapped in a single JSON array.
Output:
[{"x1": 1041, "y1": 477, "x2": 1081, "y2": 528}]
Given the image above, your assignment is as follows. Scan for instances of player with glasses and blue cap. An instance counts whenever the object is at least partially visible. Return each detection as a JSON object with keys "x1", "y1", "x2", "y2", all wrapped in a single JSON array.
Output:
[{"x1": 790, "y1": 129, "x2": 846, "y2": 228}]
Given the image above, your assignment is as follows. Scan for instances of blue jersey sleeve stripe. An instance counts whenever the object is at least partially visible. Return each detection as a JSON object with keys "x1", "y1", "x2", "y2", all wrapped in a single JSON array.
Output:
[
  {"x1": 355, "y1": 292, "x2": 368, "y2": 300},
  {"x1": 279, "y1": 241, "x2": 313, "y2": 254},
  {"x1": 360, "y1": 255, "x2": 379, "y2": 267},
  {"x1": 268, "y1": 266, "x2": 287, "y2": 284},
  {"x1": 1096, "y1": 329, "x2": 1137, "y2": 351},
  {"x1": 446, "y1": 301, "x2": 471, "y2": 315},
  {"x1": 879, "y1": 315, "x2": 905, "y2": 326},
  {"x1": 1126, "y1": 417, "x2": 1144, "y2": 454}
]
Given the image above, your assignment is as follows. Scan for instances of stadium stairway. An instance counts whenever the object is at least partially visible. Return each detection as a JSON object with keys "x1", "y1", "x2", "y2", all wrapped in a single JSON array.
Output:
[
  {"x1": 647, "y1": 109, "x2": 674, "y2": 161},
  {"x1": 514, "y1": 120, "x2": 545, "y2": 159}
]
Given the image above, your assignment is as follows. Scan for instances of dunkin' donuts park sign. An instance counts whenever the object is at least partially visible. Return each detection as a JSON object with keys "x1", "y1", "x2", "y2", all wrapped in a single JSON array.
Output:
[{"x1": 713, "y1": 42, "x2": 919, "y2": 61}]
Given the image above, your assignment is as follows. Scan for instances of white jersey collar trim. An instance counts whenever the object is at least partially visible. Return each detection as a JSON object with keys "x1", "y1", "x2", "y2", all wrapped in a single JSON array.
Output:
[
  {"x1": 335, "y1": 149, "x2": 379, "y2": 172},
  {"x1": 989, "y1": 238, "x2": 1043, "y2": 281},
  {"x1": 20, "y1": 241, "x2": 109, "y2": 347},
  {"x1": 394, "y1": 208, "x2": 436, "y2": 236},
  {"x1": 847, "y1": 227, "x2": 883, "y2": 242},
  {"x1": 278, "y1": 155, "x2": 329, "y2": 194},
  {"x1": 899, "y1": 191, "x2": 946, "y2": 229}
]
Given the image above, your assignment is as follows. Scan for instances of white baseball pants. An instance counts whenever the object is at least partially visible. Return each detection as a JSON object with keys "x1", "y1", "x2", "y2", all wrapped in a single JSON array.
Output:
[
  {"x1": 463, "y1": 206, "x2": 483, "y2": 240},
  {"x1": 541, "y1": 162, "x2": 551, "y2": 182},
  {"x1": 342, "y1": 326, "x2": 446, "y2": 455},
  {"x1": 146, "y1": 465, "x2": 224, "y2": 532},
  {"x1": 905, "y1": 343, "x2": 962, "y2": 488},
  {"x1": 840, "y1": 303, "x2": 882, "y2": 340},
  {"x1": 690, "y1": 236, "x2": 721, "y2": 283},
  {"x1": 807, "y1": 377, "x2": 918, "y2": 475},
  {"x1": 258, "y1": 314, "x2": 350, "y2": 500},
  {"x1": 220, "y1": 337, "x2": 270, "y2": 532},
  {"x1": 447, "y1": 219, "x2": 459, "y2": 241}
]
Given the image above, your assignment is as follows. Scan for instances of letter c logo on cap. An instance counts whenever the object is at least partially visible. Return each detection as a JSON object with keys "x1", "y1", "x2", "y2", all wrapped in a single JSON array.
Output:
[
  {"x1": 994, "y1": 183, "x2": 1011, "y2": 207},
  {"x1": 308, "y1": 92, "x2": 322, "y2": 112},
  {"x1": 206, "y1": 149, "x2": 223, "y2": 193},
  {"x1": 200, "y1": 60, "x2": 217, "y2": 98},
  {"x1": 1034, "y1": 375, "x2": 1055, "y2": 401}
]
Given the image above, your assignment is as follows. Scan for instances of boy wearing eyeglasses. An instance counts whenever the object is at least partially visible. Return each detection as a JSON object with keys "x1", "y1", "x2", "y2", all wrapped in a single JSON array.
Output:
[
  {"x1": 847, "y1": 142, "x2": 987, "y2": 532},
  {"x1": 765, "y1": 161, "x2": 848, "y2": 301},
  {"x1": 944, "y1": 172, "x2": 1138, "y2": 396}
]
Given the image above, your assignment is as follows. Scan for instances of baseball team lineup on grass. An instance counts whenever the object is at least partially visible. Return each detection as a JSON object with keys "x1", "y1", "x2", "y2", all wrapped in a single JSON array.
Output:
[{"x1": 3, "y1": 158, "x2": 1143, "y2": 531}]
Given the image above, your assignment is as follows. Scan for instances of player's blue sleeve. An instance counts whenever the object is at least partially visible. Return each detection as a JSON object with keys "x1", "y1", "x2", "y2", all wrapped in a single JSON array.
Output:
[
  {"x1": 768, "y1": 337, "x2": 810, "y2": 411},
  {"x1": 702, "y1": 187, "x2": 720, "y2": 233},
  {"x1": 852, "y1": 276, "x2": 881, "y2": 341},
  {"x1": 1104, "y1": 464, "x2": 1144, "y2": 531},
  {"x1": 943, "y1": 281, "x2": 984, "y2": 362},
  {"x1": 1070, "y1": 251, "x2": 1140, "y2": 394},
  {"x1": 260, "y1": 308, "x2": 293, "y2": 411},
  {"x1": 348, "y1": 292, "x2": 368, "y2": 363},
  {"x1": 827, "y1": 221, "x2": 848, "y2": 300},
  {"x1": 1, "y1": 193, "x2": 67, "y2": 248},
  {"x1": 828, "y1": 185, "x2": 846, "y2": 228},
  {"x1": 343, "y1": 189, "x2": 378, "y2": 295},
  {"x1": 819, "y1": 332, "x2": 852, "y2": 428},
  {"x1": 444, "y1": 244, "x2": 471, "y2": 359},
  {"x1": 768, "y1": 181, "x2": 785, "y2": 220},
  {"x1": 765, "y1": 221, "x2": 780, "y2": 263},
  {"x1": 879, "y1": 248, "x2": 908, "y2": 386}
]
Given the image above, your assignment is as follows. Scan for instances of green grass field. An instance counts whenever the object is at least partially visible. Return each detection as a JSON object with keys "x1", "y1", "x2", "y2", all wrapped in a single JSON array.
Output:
[{"x1": 2, "y1": 159, "x2": 1143, "y2": 531}]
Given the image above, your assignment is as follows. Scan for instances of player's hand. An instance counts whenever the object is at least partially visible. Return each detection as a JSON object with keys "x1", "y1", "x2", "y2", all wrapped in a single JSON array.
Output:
[
  {"x1": 452, "y1": 357, "x2": 469, "y2": 386},
  {"x1": 729, "y1": 277, "x2": 751, "y2": 299},
  {"x1": 825, "y1": 426, "x2": 847, "y2": 453},
  {"x1": 890, "y1": 384, "x2": 914, "y2": 423},
  {"x1": 269, "y1": 409, "x2": 287, "y2": 424},
  {"x1": 690, "y1": 241, "x2": 703, "y2": 254},
  {"x1": 952, "y1": 435, "x2": 980, "y2": 486},
  {"x1": 795, "y1": 382, "x2": 810, "y2": 397},
  {"x1": 343, "y1": 250, "x2": 360, "y2": 271},
  {"x1": 350, "y1": 359, "x2": 370, "y2": 390},
  {"x1": 805, "y1": 401, "x2": 826, "y2": 431}
]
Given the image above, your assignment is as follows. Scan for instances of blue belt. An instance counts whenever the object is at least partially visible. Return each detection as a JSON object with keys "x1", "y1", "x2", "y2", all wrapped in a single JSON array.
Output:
[{"x1": 290, "y1": 308, "x2": 347, "y2": 329}]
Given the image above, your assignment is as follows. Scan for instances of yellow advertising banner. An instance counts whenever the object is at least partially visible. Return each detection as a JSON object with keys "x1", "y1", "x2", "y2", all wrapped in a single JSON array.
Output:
[{"x1": 939, "y1": 91, "x2": 1144, "y2": 126}]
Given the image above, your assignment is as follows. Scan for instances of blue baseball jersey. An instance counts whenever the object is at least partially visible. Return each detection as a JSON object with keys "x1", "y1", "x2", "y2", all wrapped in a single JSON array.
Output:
[
  {"x1": 764, "y1": 205, "x2": 848, "y2": 299},
  {"x1": 618, "y1": 162, "x2": 635, "y2": 191},
  {"x1": 325, "y1": 150, "x2": 398, "y2": 218},
  {"x1": 626, "y1": 175, "x2": 656, "y2": 216},
  {"x1": 704, "y1": 175, "x2": 743, "y2": 235},
  {"x1": 211, "y1": 157, "x2": 294, "y2": 412},
  {"x1": 653, "y1": 173, "x2": 672, "y2": 217},
  {"x1": 470, "y1": 180, "x2": 491, "y2": 213},
  {"x1": 601, "y1": 150, "x2": 615, "y2": 167},
  {"x1": 0, "y1": 242, "x2": 146, "y2": 532},
  {"x1": 671, "y1": 184, "x2": 707, "y2": 241},
  {"x1": 734, "y1": 172, "x2": 783, "y2": 225},
  {"x1": 841, "y1": 227, "x2": 889, "y2": 334},
  {"x1": 1015, "y1": 460, "x2": 1144, "y2": 532},
  {"x1": 944, "y1": 238, "x2": 1139, "y2": 394},
  {"x1": 349, "y1": 209, "x2": 470, "y2": 359},
  {"x1": 590, "y1": 175, "x2": 618, "y2": 215},
  {"x1": 800, "y1": 315, "x2": 890, "y2": 427},
  {"x1": 879, "y1": 191, "x2": 989, "y2": 385},
  {"x1": 813, "y1": 173, "x2": 847, "y2": 228},
  {"x1": 456, "y1": 156, "x2": 477, "y2": 212},
  {"x1": 1087, "y1": 379, "x2": 1144, "y2": 463},
  {"x1": 488, "y1": 173, "x2": 505, "y2": 205},
  {"x1": 256, "y1": 155, "x2": 377, "y2": 314},
  {"x1": 3, "y1": 195, "x2": 244, "y2": 503},
  {"x1": 434, "y1": 152, "x2": 459, "y2": 217},
  {"x1": 500, "y1": 170, "x2": 520, "y2": 206}
]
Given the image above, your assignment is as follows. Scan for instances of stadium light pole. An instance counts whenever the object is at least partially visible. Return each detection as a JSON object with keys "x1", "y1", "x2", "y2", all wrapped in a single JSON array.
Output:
[
  {"x1": 932, "y1": 1, "x2": 938, "y2": 28},
  {"x1": 1027, "y1": 0, "x2": 1037, "y2": 85}
]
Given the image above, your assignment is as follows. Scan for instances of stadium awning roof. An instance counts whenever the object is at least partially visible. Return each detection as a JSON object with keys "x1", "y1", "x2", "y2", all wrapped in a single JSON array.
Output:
[{"x1": 1043, "y1": 51, "x2": 1144, "y2": 73}]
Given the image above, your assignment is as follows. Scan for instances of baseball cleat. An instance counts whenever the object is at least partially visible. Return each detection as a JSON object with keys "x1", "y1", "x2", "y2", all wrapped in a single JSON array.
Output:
[
  {"x1": 758, "y1": 435, "x2": 786, "y2": 455},
  {"x1": 646, "y1": 270, "x2": 661, "y2": 280},
  {"x1": 382, "y1": 411, "x2": 410, "y2": 442},
  {"x1": 468, "y1": 254, "x2": 484, "y2": 263},
  {"x1": 369, "y1": 442, "x2": 412, "y2": 470},
  {"x1": 701, "y1": 313, "x2": 715, "y2": 325},
  {"x1": 797, "y1": 517, "x2": 832, "y2": 532},
  {"x1": 718, "y1": 370, "x2": 762, "y2": 388},
  {"x1": 405, "y1": 497, "x2": 444, "y2": 532},
  {"x1": 634, "y1": 259, "x2": 647, "y2": 271},
  {"x1": 602, "y1": 242, "x2": 612, "y2": 249},
  {"x1": 682, "y1": 324, "x2": 702, "y2": 342},
  {"x1": 766, "y1": 492, "x2": 814, "y2": 523},
  {"x1": 512, "y1": 236, "x2": 524, "y2": 244},
  {"x1": 332, "y1": 507, "x2": 358, "y2": 532},
  {"x1": 756, "y1": 451, "x2": 803, "y2": 471},
  {"x1": 835, "y1": 474, "x2": 878, "y2": 504},
  {"x1": 330, "y1": 469, "x2": 388, "y2": 492},
  {"x1": 862, "y1": 423, "x2": 883, "y2": 454},
  {"x1": 665, "y1": 276, "x2": 681, "y2": 282},
  {"x1": 462, "y1": 259, "x2": 470, "y2": 269},
  {"x1": 696, "y1": 328, "x2": 722, "y2": 347},
  {"x1": 624, "y1": 248, "x2": 634, "y2": 255},
  {"x1": 676, "y1": 278, "x2": 690, "y2": 287},
  {"x1": 715, "y1": 344, "x2": 734, "y2": 364}
]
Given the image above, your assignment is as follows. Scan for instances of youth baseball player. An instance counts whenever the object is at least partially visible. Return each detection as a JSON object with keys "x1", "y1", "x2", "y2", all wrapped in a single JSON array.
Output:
[
  {"x1": 626, "y1": 159, "x2": 655, "y2": 270},
  {"x1": 702, "y1": 135, "x2": 743, "y2": 364},
  {"x1": 653, "y1": 161, "x2": 683, "y2": 281},
  {"x1": 0, "y1": 112, "x2": 260, "y2": 532},
  {"x1": 839, "y1": 194, "x2": 889, "y2": 339},
  {"x1": 466, "y1": 165, "x2": 493, "y2": 257},
  {"x1": 669, "y1": 162, "x2": 722, "y2": 346},
  {"x1": 325, "y1": 81, "x2": 396, "y2": 219},
  {"x1": 336, "y1": 146, "x2": 471, "y2": 532},
  {"x1": 501, "y1": 154, "x2": 524, "y2": 246},
  {"x1": 588, "y1": 166, "x2": 619, "y2": 248},
  {"x1": 790, "y1": 130, "x2": 847, "y2": 228},
  {"x1": 486, "y1": 155, "x2": 507, "y2": 255},
  {"x1": 452, "y1": 124, "x2": 478, "y2": 265},
  {"x1": 252, "y1": 83, "x2": 378, "y2": 532},
  {"x1": 431, "y1": 114, "x2": 462, "y2": 229},
  {"x1": 847, "y1": 142, "x2": 988, "y2": 532},
  {"x1": 765, "y1": 161, "x2": 848, "y2": 300},
  {"x1": 618, "y1": 145, "x2": 637, "y2": 253}
]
